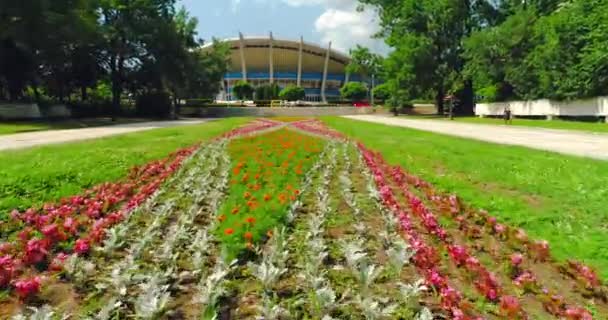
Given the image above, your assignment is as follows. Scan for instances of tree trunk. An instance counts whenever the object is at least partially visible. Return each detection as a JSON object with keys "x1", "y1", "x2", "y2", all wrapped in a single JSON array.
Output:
[
  {"x1": 110, "y1": 54, "x2": 124, "y2": 121},
  {"x1": 81, "y1": 86, "x2": 88, "y2": 101},
  {"x1": 460, "y1": 79, "x2": 475, "y2": 115},
  {"x1": 435, "y1": 87, "x2": 445, "y2": 115}
]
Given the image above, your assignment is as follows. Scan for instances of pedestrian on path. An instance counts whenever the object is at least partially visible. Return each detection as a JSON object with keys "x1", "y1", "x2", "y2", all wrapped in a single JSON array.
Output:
[{"x1": 503, "y1": 106, "x2": 513, "y2": 125}]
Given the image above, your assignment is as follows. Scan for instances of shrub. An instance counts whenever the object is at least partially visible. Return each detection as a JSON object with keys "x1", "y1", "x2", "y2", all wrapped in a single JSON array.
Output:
[
  {"x1": 255, "y1": 83, "x2": 280, "y2": 100},
  {"x1": 233, "y1": 81, "x2": 254, "y2": 100},
  {"x1": 372, "y1": 83, "x2": 391, "y2": 101},
  {"x1": 278, "y1": 85, "x2": 305, "y2": 101},
  {"x1": 135, "y1": 91, "x2": 172, "y2": 117},
  {"x1": 340, "y1": 82, "x2": 368, "y2": 101}
]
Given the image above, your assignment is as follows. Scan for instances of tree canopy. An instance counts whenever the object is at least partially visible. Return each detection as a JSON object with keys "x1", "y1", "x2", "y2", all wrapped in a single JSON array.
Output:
[
  {"x1": 358, "y1": 0, "x2": 608, "y2": 112},
  {"x1": 0, "y1": 0, "x2": 229, "y2": 117}
]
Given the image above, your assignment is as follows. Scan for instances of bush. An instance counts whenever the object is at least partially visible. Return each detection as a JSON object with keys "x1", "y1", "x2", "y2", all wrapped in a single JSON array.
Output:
[
  {"x1": 255, "y1": 83, "x2": 280, "y2": 100},
  {"x1": 185, "y1": 98, "x2": 213, "y2": 106},
  {"x1": 278, "y1": 85, "x2": 305, "y2": 101},
  {"x1": 233, "y1": 81, "x2": 254, "y2": 100},
  {"x1": 135, "y1": 91, "x2": 172, "y2": 117},
  {"x1": 340, "y1": 82, "x2": 368, "y2": 101},
  {"x1": 67, "y1": 100, "x2": 114, "y2": 118},
  {"x1": 372, "y1": 83, "x2": 391, "y2": 101},
  {"x1": 254, "y1": 100, "x2": 272, "y2": 107}
]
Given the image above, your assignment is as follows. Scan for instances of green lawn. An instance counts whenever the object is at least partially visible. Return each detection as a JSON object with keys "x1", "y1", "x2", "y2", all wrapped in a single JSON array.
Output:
[
  {"x1": 323, "y1": 116, "x2": 608, "y2": 278},
  {"x1": 0, "y1": 117, "x2": 250, "y2": 216},
  {"x1": 0, "y1": 118, "x2": 152, "y2": 136},
  {"x1": 407, "y1": 115, "x2": 608, "y2": 133}
]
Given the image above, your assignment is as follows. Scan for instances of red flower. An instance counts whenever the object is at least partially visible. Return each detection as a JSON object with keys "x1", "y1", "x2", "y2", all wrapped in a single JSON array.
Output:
[
  {"x1": 14, "y1": 276, "x2": 41, "y2": 300},
  {"x1": 74, "y1": 238, "x2": 90, "y2": 255},
  {"x1": 245, "y1": 216, "x2": 256, "y2": 225},
  {"x1": 224, "y1": 228, "x2": 234, "y2": 235},
  {"x1": 231, "y1": 207, "x2": 240, "y2": 215},
  {"x1": 244, "y1": 191, "x2": 252, "y2": 199},
  {"x1": 218, "y1": 214, "x2": 227, "y2": 222},
  {"x1": 263, "y1": 194, "x2": 272, "y2": 201},
  {"x1": 244, "y1": 232, "x2": 253, "y2": 240}
]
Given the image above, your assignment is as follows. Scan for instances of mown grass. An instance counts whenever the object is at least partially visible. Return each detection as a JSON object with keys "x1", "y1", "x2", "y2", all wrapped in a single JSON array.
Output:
[
  {"x1": 0, "y1": 118, "x2": 151, "y2": 136},
  {"x1": 0, "y1": 117, "x2": 250, "y2": 216},
  {"x1": 322, "y1": 116, "x2": 608, "y2": 278},
  {"x1": 406, "y1": 115, "x2": 608, "y2": 133}
]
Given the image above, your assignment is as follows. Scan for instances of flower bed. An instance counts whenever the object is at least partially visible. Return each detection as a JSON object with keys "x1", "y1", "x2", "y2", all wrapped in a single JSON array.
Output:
[
  {"x1": 3, "y1": 118, "x2": 607, "y2": 319},
  {"x1": 0, "y1": 120, "x2": 280, "y2": 301}
]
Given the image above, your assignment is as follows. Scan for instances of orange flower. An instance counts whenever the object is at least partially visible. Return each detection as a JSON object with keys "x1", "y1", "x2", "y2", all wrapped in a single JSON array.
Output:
[
  {"x1": 286, "y1": 184, "x2": 293, "y2": 190},
  {"x1": 254, "y1": 173, "x2": 261, "y2": 180},
  {"x1": 266, "y1": 230, "x2": 273, "y2": 238},
  {"x1": 246, "y1": 201, "x2": 258, "y2": 209},
  {"x1": 244, "y1": 232, "x2": 253, "y2": 240},
  {"x1": 232, "y1": 167, "x2": 241, "y2": 175},
  {"x1": 263, "y1": 194, "x2": 272, "y2": 201},
  {"x1": 290, "y1": 195, "x2": 296, "y2": 201},
  {"x1": 245, "y1": 216, "x2": 256, "y2": 224},
  {"x1": 224, "y1": 228, "x2": 234, "y2": 235},
  {"x1": 218, "y1": 214, "x2": 226, "y2": 222},
  {"x1": 231, "y1": 207, "x2": 240, "y2": 215},
  {"x1": 294, "y1": 189, "x2": 300, "y2": 195},
  {"x1": 244, "y1": 191, "x2": 252, "y2": 199}
]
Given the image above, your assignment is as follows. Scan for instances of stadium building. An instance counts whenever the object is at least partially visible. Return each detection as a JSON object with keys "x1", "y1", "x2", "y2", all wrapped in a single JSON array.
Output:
[{"x1": 203, "y1": 32, "x2": 365, "y2": 102}]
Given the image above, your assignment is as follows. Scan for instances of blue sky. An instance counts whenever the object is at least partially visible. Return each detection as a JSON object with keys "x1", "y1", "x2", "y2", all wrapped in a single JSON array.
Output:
[{"x1": 179, "y1": 0, "x2": 387, "y2": 55}]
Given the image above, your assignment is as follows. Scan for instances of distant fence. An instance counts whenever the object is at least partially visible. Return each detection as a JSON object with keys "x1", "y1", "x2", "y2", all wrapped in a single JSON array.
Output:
[
  {"x1": 0, "y1": 103, "x2": 72, "y2": 120},
  {"x1": 475, "y1": 97, "x2": 608, "y2": 119},
  {"x1": 179, "y1": 106, "x2": 375, "y2": 118}
]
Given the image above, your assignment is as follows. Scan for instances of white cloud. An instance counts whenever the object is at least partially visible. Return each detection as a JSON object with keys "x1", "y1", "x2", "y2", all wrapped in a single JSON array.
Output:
[
  {"x1": 229, "y1": 0, "x2": 387, "y2": 54},
  {"x1": 313, "y1": 4, "x2": 386, "y2": 54}
]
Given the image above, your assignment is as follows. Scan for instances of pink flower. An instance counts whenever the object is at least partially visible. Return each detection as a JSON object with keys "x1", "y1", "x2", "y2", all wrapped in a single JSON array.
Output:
[
  {"x1": 13, "y1": 276, "x2": 42, "y2": 300},
  {"x1": 0, "y1": 255, "x2": 16, "y2": 287},
  {"x1": 448, "y1": 245, "x2": 469, "y2": 266},
  {"x1": 494, "y1": 223, "x2": 506, "y2": 234},
  {"x1": 511, "y1": 253, "x2": 524, "y2": 266},
  {"x1": 499, "y1": 295, "x2": 522, "y2": 317},
  {"x1": 24, "y1": 239, "x2": 49, "y2": 265},
  {"x1": 564, "y1": 307, "x2": 593, "y2": 320},
  {"x1": 74, "y1": 238, "x2": 90, "y2": 255}
]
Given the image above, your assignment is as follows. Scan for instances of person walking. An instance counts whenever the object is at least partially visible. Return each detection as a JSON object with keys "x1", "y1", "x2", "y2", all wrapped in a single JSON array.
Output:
[{"x1": 503, "y1": 106, "x2": 513, "y2": 125}]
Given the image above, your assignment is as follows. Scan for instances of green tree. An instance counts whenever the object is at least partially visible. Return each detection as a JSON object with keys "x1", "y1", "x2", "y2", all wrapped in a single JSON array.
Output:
[
  {"x1": 372, "y1": 83, "x2": 391, "y2": 101},
  {"x1": 341, "y1": 82, "x2": 368, "y2": 101},
  {"x1": 358, "y1": 0, "x2": 508, "y2": 114},
  {"x1": 279, "y1": 85, "x2": 305, "y2": 101},
  {"x1": 232, "y1": 81, "x2": 254, "y2": 100},
  {"x1": 346, "y1": 45, "x2": 383, "y2": 81}
]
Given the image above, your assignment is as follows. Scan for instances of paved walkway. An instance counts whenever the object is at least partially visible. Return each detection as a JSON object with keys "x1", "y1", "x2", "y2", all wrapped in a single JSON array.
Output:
[
  {"x1": 0, "y1": 119, "x2": 210, "y2": 151},
  {"x1": 343, "y1": 115, "x2": 608, "y2": 160}
]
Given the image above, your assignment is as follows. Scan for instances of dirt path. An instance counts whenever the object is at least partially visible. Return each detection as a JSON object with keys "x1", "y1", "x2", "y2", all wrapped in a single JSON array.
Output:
[
  {"x1": 342, "y1": 115, "x2": 608, "y2": 160},
  {"x1": 0, "y1": 119, "x2": 211, "y2": 151}
]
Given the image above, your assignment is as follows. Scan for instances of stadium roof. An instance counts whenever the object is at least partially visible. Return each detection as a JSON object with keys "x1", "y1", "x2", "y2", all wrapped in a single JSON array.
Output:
[{"x1": 202, "y1": 35, "x2": 351, "y2": 74}]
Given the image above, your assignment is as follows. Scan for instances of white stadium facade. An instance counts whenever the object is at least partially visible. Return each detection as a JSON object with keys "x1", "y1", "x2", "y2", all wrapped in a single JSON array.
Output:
[{"x1": 203, "y1": 32, "x2": 365, "y2": 102}]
